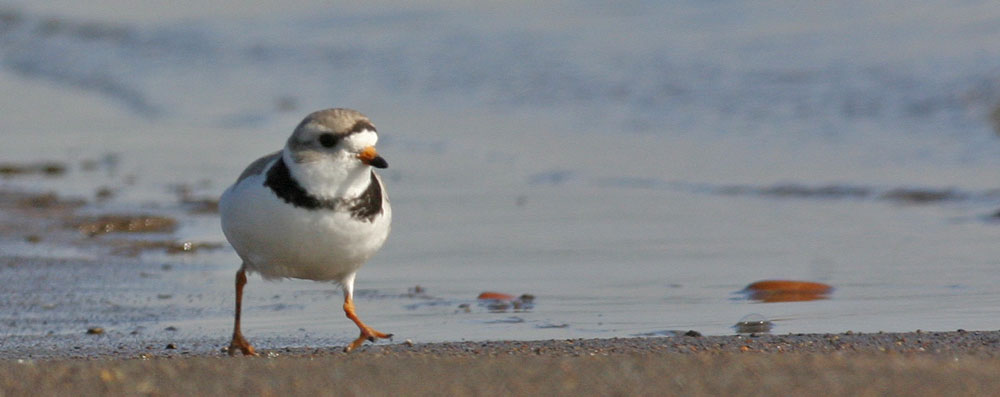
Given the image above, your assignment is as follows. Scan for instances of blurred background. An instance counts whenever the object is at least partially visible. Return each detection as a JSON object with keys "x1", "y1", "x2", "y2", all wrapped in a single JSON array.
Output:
[{"x1": 1, "y1": 1, "x2": 999, "y2": 348}]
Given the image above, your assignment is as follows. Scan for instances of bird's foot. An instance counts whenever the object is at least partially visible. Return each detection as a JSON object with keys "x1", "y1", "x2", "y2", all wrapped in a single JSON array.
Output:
[
  {"x1": 344, "y1": 327, "x2": 392, "y2": 352},
  {"x1": 228, "y1": 334, "x2": 258, "y2": 356}
]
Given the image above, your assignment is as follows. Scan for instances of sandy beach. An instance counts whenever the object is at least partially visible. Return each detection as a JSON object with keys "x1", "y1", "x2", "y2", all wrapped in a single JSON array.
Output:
[{"x1": 3, "y1": 331, "x2": 1000, "y2": 396}]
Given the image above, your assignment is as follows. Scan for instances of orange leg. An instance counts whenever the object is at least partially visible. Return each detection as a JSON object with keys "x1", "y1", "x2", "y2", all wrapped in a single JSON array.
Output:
[
  {"x1": 228, "y1": 267, "x2": 257, "y2": 356},
  {"x1": 343, "y1": 297, "x2": 392, "y2": 352}
]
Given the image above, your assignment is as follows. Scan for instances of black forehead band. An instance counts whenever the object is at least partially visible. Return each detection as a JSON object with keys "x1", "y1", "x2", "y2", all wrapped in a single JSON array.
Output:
[{"x1": 348, "y1": 120, "x2": 376, "y2": 134}]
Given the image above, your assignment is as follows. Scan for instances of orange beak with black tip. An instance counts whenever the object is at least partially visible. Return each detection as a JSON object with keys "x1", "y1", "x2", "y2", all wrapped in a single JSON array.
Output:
[{"x1": 358, "y1": 146, "x2": 388, "y2": 169}]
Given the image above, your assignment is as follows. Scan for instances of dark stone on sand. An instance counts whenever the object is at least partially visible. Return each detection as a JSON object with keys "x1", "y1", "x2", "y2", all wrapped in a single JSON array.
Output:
[{"x1": 85, "y1": 327, "x2": 104, "y2": 335}]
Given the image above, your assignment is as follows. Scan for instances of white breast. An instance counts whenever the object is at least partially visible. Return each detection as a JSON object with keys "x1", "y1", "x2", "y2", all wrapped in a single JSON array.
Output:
[{"x1": 219, "y1": 166, "x2": 391, "y2": 283}]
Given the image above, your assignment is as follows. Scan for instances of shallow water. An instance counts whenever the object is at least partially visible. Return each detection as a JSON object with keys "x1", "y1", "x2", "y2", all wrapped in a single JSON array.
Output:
[{"x1": 1, "y1": 1, "x2": 999, "y2": 351}]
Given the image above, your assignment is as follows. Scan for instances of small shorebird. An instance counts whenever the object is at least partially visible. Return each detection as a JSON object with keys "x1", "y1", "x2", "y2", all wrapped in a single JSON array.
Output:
[{"x1": 219, "y1": 108, "x2": 392, "y2": 355}]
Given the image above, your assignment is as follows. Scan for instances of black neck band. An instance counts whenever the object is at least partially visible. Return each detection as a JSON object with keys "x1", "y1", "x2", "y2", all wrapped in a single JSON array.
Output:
[{"x1": 264, "y1": 157, "x2": 383, "y2": 221}]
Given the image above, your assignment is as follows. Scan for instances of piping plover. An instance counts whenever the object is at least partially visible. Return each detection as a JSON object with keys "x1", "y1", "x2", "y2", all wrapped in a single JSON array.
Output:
[{"x1": 219, "y1": 108, "x2": 392, "y2": 355}]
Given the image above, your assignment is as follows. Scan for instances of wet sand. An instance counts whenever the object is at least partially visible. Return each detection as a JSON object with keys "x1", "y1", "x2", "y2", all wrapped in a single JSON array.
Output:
[
  {"x1": 2, "y1": 332, "x2": 1000, "y2": 395},
  {"x1": 2, "y1": 190, "x2": 1000, "y2": 395}
]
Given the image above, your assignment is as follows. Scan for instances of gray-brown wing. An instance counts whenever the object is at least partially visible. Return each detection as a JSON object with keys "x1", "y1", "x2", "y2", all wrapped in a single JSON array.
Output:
[{"x1": 234, "y1": 151, "x2": 281, "y2": 184}]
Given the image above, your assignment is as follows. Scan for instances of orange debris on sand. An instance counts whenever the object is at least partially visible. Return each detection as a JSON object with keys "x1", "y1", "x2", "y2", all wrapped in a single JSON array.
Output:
[
  {"x1": 743, "y1": 280, "x2": 833, "y2": 303},
  {"x1": 477, "y1": 292, "x2": 516, "y2": 301}
]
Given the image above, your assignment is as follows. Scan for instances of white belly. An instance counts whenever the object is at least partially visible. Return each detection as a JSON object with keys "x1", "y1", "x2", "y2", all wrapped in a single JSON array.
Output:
[{"x1": 219, "y1": 173, "x2": 391, "y2": 282}]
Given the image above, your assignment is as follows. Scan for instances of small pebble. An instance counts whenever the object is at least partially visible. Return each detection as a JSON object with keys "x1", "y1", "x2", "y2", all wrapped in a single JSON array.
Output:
[
  {"x1": 86, "y1": 327, "x2": 104, "y2": 335},
  {"x1": 478, "y1": 291, "x2": 515, "y2": 301}
]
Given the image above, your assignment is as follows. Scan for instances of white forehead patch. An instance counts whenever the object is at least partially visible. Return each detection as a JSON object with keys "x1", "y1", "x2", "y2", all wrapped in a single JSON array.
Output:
[{"x1": 343, "y1": 129, "x2": 378, "y2": 151}]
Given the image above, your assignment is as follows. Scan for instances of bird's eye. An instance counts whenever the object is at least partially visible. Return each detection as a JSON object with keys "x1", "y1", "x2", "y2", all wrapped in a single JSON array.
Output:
[{"x1": 318, "y1": 133, "x2": 338, "y2": 148}]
